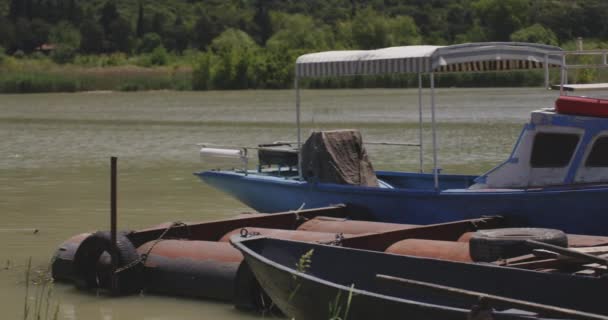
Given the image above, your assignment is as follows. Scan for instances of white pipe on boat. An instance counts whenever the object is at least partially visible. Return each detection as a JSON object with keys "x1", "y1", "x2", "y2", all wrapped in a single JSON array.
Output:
[
  {"x1": 430, "y1": 72, "x2": 439, "y2": 190},
  {"x1": 199, "y1": 148, "x2": 246, "y2": 159},
  {"x1": 418, "y1": 73, "x2": 424, "y2": 173},
  {"x1": 200, "y1": 147, "x2": 248, "y2": 173}
]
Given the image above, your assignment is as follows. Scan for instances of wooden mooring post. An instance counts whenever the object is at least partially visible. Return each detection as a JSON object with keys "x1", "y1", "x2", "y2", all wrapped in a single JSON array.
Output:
[{"x1": 110, "y1": 156, "x2": 118, "y2": 293}]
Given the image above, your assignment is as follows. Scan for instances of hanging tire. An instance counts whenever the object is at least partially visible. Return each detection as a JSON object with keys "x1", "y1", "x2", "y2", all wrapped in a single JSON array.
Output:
[
  {"x1": 72, "y1": 231, "x2": 142, "y2": 295},
  {"x1": 469, "y1": 228, "x2": 568, "y2": 262}
]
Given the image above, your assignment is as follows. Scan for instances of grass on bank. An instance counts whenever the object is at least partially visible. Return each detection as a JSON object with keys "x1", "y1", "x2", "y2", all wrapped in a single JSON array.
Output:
[
  {"x1": 0, "y1": 67, "x2": 192, "y2": 93},
  {"x1": 0, "y1": 60, "x2": 193, "y2": 93},
  {"x1": 22, "y1": 258, "x2": 60, "y2": 320},
  {"x1": 0, "y1": 49, "x2": 194, "y2": 93}
]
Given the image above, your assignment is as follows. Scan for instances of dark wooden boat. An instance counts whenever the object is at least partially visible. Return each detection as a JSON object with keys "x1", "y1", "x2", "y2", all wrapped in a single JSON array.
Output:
[{"x1": 232, "y1": 237, "x2": 608, "y2": 320}]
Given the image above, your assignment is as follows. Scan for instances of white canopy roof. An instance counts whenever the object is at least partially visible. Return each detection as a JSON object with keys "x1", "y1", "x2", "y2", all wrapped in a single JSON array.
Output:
[{"x1": 295, "y1": 42, "x2": 563, "y2": 78}]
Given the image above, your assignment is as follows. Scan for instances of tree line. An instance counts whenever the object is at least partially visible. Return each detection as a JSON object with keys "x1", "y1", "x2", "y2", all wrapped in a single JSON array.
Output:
[{"x1": 0, "y1": 0, "x2": 607, "y2": 89}]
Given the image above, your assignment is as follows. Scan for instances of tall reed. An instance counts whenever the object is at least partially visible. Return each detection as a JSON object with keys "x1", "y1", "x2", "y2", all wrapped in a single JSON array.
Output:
[
  {"x1": 22, "y1": 258, "x2": 59, "y2": 320},
  {"x1": 328, "y1": 284, "x2": 355, "y2": 320}
]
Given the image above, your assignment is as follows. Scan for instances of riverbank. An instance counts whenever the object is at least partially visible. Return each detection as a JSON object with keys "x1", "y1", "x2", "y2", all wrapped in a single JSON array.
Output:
[
  {"x1": 0, "y1": 58, "x2": 192, "y2": 93},
  {"x1": 0, "y1": 50, "x2": 600, "y2": 94},
  {"x1": 0, "y1": 66, "x2": 192, "y2": 93},
  {"x1": 0, "y1": 61, "x2": 545, "y2": 94}
]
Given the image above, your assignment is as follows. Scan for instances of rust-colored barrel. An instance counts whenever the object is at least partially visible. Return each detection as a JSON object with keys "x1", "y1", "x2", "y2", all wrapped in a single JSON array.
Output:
[
  {"x1": 218, "y1": 227, "x2": 349, "y2": 243},
  {"x1": 385, "y1": 239, "x2": 472, "y2": 262},
  {"x1": 137, "y1": 240, "x2": 243, "y2": 301},
  {"x1": 297, "y1": 216, "x2": 418, "y2": 234},
  {"x1": 457, "y1": 232, "x2": 475, "y2": 242}
]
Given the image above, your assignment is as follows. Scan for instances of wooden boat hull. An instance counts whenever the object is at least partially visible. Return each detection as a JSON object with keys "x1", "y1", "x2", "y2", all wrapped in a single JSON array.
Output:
[
  {"x1": 232, "y1": 237, "x2": 607, "y2": 319},
  {"x1": 198, "y1": 170, "x2": 608, "y2": 235},
  {"x1": 244, "y1": 253, "x2": 474, "y2": 320}
]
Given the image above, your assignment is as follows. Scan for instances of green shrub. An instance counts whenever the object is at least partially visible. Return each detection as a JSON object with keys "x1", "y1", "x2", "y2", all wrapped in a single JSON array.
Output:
[
  {"x1": 138, "y1": 33, "x2": 162, "y2": 53},
  {"x1": 30, "y1": 51, "x2": 46, "y2": 60},
  {"x1": 136, "y1": 46, "x2": 170, "y2": 67},
  {"x1": 192, "y1": 52, "x2": 213, "y2": 90},
  {"x1": 51, "y1": 45, "x2": 77, "y2": 64},
  {"x1": 118, "y1": 82, "x2": 141, "y2": 91},
  {"x1": 149, "y1": 46, "x2": 168, "y2": 66},
  {"x1": 510, "y1": 24, "x2": 558, "y2": 46},
  {"x1": 73, "y1": 55, "x2": 100, "y2": 67},
  {"x1": 49, "y1": 21, "x2": 81, "y2": 49},
  {"x1": 102, "y1": 53, "x2": 128, "y2": 67},
  {"x1": 13, "y1": 50, "x2": 24, "y2": 59}
]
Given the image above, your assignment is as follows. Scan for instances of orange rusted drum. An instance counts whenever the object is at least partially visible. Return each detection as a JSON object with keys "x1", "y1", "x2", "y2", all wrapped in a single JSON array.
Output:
[
  {"x1": 457, "y1": 232, "x2": 475, "y2": 242},
  {"x1": 218, "y1": 227, "x2": 348, "y2": 243},
  {"x1": 385, "y1": 239, "x2": 472, "y2": 262},
  {"x1": 297, "y1": 216, "x2": 418, "y2": 234},
  {"x1": 137, "y1": 240, "x2": 243, "y2": 301}
]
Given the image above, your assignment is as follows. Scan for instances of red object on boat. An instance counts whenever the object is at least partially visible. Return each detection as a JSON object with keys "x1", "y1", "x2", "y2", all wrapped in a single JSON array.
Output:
[{"x1": 555, "y1": 96, "x2": 608, "y2": 117}]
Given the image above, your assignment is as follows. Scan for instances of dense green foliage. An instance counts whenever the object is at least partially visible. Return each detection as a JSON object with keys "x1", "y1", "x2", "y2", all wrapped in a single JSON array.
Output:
[{"x1": 1, "y1": 0, "x2": 608, "y2": 91}]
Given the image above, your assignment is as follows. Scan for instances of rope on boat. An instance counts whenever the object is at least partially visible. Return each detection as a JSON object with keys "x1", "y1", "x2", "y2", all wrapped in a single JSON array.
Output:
[
  {"x1": 293, "y1": 203, "x2": 308, "y2": 224},
  {"x1": 318, "y1": 233, "x2": 344, "y2": 246},
  {"x1": 114, "y1": 221, "x2": 189, "y2": 274}
]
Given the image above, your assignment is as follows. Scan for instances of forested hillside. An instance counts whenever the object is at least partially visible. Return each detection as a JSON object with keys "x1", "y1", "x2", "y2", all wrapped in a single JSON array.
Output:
[{"x1": 0, "y1": 0, "x2": 607, "y2": 92}]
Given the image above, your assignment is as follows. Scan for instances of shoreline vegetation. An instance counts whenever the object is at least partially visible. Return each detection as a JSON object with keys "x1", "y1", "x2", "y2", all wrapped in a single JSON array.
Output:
[
  {"x1": 0, "y1": 58, "x2": 193, "y2": 93},
  {"x1": 1, "y1": 0, "x2": 607, "y2": 93},
  {"x1": 1, "y1": 52, "x2": 600, "y2": 94}
]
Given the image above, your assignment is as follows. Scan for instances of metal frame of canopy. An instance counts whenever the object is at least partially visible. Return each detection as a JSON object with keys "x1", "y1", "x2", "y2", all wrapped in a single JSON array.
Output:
[
  {"x1": 556, "y1": 49, "x2": 608, "y2": 95},
  {"x1": 293, "y1": 42, "x2": 564, "y2": 190}
]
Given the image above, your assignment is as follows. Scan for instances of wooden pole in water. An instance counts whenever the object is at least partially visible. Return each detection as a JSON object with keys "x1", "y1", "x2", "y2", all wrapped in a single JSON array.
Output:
[{"x1": 110, "y1": 156, "x2": 118, "y2": 293}]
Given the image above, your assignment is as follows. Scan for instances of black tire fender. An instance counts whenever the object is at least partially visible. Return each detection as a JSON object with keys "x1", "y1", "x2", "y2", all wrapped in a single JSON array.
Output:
[
  {"x1": 72, "y1": 231, "x2": 142, "y2": 295},
  {"x1": 469, "y1": 228, "x2": 568, "y2": 262}
]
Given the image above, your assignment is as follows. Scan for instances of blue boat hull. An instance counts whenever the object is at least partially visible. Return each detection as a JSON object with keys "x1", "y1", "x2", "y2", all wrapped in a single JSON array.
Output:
[{"x1": 197, "y1": 170, "x2": 608, "y2": 235}]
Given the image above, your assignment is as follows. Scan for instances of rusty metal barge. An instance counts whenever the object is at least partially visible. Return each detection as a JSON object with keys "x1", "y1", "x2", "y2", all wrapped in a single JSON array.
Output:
[{"x1": 52, "y1": 203, "x2": 608, "y2": 318}]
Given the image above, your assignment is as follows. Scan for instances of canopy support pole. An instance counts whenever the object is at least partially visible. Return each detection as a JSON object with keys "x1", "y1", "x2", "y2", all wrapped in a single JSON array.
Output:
[
  {"x1": 560, "y1": 55, "x2": 566, "y2": 96},
  {"x1": 430, "y1": 73, "x2": 439, "y2": 190},
  {"x1": 563, "y1": 55, "x2": 569, "y2": 88},
  {"x1": 544, "y1": 54, "x2": 549, "y2": 89},
  {"x1": 295, "y1": 77, "x2": 302, "y2": 180},
  {"x1": 417, "y1": 73, "x2": 424, "y2": 173}
]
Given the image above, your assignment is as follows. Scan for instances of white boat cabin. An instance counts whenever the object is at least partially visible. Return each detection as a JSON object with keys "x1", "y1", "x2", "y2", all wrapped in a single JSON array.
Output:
[{"x1": 472, "y1": 96, "x2": 608, "y2": 189}]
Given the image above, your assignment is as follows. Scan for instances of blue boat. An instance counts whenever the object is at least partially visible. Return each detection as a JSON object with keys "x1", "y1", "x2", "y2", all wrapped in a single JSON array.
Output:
[{"x1": 196, "y1": 42, "x2": 608, "y2": 235}]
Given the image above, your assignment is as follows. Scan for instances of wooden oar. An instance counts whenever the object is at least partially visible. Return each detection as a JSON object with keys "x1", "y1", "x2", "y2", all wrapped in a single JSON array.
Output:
[{"x1": 376, "y1": 274, "x2": 608, "y2": 320}]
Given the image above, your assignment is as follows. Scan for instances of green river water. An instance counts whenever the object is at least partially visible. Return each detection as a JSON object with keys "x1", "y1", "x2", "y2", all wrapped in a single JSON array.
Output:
[{"x1": 0, "y1": 88, "x2": 571, "y2": 319}]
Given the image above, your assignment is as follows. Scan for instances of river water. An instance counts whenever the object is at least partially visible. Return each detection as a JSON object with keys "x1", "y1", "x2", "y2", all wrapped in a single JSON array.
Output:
[{"x1": 0, "y1": 88, "x2": 565, "y2": 319}]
